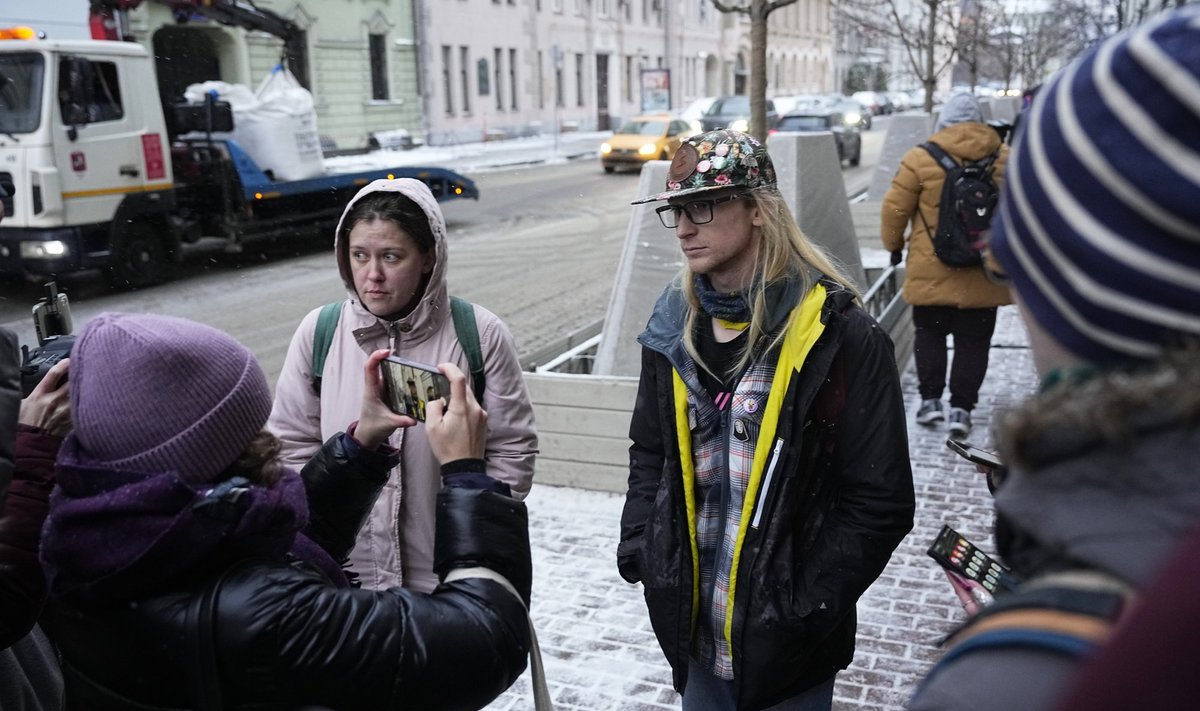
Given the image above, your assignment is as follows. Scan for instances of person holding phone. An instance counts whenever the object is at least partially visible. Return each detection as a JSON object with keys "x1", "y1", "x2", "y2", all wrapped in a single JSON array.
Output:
[
  {"x1": 619, "y1": 129, "x2": 915, "y2": 710},
  {"x1": 36, "y1": 312, "x2": 533, "y2": 709},
  {"x1": 908, "y1": 10, "x2": 1200, "y2": 710},
  {"x1": 269, "y1": 178, "x2": 537, "y2": 593},
  {"x1": 0, "y1": 357, "x2": 68, "y2": 711}
]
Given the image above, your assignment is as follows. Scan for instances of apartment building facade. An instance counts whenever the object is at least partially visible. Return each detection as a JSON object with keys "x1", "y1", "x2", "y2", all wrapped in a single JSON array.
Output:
[{"x1": 420, "y1": 0, "x2": 837, "y2": 145}]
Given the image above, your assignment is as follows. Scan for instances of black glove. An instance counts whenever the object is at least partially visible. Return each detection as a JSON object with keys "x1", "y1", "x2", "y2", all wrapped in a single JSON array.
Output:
[{"x1": 890, "y1": 250, "x2": 904, "y2": 266}]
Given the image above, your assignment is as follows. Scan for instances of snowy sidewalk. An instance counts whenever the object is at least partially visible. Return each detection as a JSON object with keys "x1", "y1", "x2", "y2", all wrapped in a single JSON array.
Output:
[{"x1": 487, "y1": 305, "x2": 1038, "y2": 711}]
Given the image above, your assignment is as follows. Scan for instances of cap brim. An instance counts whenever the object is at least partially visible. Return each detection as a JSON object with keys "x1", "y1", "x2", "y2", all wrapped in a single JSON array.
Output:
[{"x1": 630, "y1": 183, "x2": 739, "y2": 205}]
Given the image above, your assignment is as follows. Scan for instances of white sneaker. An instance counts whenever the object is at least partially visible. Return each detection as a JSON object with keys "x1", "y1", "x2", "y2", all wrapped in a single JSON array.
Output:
[
  {"x1": 916, "y1": 399, "x2": 945, "y2": 425},
  {"x1": 948, "y1": 407, "x2": 972, "y2": 437}
]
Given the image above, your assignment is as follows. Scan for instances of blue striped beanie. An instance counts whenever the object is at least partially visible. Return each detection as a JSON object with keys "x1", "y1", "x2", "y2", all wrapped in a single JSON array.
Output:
[{"x1": 989, "y1": 7, "x2": 1200, "y2": 365}]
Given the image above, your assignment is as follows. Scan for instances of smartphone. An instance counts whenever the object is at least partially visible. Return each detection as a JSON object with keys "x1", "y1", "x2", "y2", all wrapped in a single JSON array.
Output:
[
  {"x1": 380, "y1": 355, "x2": 451, "y2": 422},
  {"x1": 946, "y1": 438, "x2": 1003, "y2": 470},
  {"x1": 927, "y1": 524, "x2": 1018, "y2": 595}
]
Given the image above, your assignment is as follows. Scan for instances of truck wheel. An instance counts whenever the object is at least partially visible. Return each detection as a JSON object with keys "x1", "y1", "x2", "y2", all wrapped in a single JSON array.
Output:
[
  {"x1": 108, "y1": 223, "x2": 172, "y2": 289},
  {"x1": 850, "y1": 144, "x2": 862, "y2": 167}
]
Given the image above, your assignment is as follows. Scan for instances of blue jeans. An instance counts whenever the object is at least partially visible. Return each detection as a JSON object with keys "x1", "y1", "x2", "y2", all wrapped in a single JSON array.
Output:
[{"x1": 681, "y1": 661, "x2": 836, "y2": 711}]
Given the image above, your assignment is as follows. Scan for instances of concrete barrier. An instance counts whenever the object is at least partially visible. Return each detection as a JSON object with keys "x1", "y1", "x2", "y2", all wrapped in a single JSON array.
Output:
[
  {"x1": 524, "y1": 371, "x2": 638, "y2": 492},
  {"x1": 868, "y1": 113, "x2": 932, "y2": 202},
  {"x1": 593, "y1": 162, "x2": 677, "y2": 377},
  {"x1": 770, "y1": 132, "x2": 868, "y2": 291}
]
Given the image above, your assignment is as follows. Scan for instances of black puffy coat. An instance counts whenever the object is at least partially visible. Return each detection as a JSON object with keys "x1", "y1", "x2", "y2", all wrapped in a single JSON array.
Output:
[
  {"x1": 47, "y1": 435, "x2": 533, "y2": 711},
  {"x1": 619, "y1": 280, "x2": 914, "y2": 710}
]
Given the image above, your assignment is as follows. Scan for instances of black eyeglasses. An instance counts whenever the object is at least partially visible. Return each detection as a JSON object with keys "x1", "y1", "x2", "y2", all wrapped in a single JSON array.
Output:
[{"x1": 655, "y1": 194, "x2": 747, "y2": 229}]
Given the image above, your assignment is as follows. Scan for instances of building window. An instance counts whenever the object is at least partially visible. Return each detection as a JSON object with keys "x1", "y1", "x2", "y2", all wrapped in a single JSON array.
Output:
[
  {"x1": 575, "y1": 53, "x2": 584, "y2": 107},
  {"x1": 509, "y1": 48, "x2": 518, "y2": 110},
  {"x1": 441, "y1": 45, "x2": 453, "y2": 115},
  {"x1": 369, "y1": 34, "x2": 389, "y2": 100},
  {"x1": 597, "y1": 0, "x2": 610, "y2": 17},
  {"x1": 478, "y1": 58, "x2": 490, "y2": 96},
  {"x1": 494, "y1": 48, "x2": 503, "y2": 110},
  {"x1": 460, "y1": 46, "x2": 471, "y2": 114},
  {"x1": 553, "y1": 0, "x2": 562, "y2": 12},
  {"x1": 624, "y1": 55, "x2": 632, "y2": 102}
]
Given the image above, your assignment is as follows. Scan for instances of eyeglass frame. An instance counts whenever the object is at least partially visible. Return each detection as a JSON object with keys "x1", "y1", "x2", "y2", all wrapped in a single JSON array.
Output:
[{"x1": 654, "y1": 193, "x2": 750, "y2": 229}]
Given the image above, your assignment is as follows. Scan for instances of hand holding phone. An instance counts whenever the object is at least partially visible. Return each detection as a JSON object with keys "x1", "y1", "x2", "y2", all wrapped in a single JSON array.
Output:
[
  {"x1": 380, "y1": 355, "x2": 451, "y2": 422},
  {"x1": 927, "y1": 524, "x2": 1019, "y2": 596},
  {"x1": 357, "y1": 350, "x2": 418, "y2": 449},
  {"x1": 424, "y1": 362, "x2": 487, "y2": 464},
  {"x1": 946, "y1": 439, "x2": 1007, "y2": 493}
]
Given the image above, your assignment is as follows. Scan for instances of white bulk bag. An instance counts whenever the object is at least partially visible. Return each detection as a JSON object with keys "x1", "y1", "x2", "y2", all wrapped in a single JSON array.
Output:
[
  {"x1": 241, "y1": 65, "x2": 325, "y2": 181},
  {"x1": 183, "y1": 67, "x2": 325, "y2": 182}
]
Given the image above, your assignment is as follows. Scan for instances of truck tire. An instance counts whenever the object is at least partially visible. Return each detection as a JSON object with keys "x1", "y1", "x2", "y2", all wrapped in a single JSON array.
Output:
[{"x1": 108, "y1": 222, "x2": 172, "y2": 289}]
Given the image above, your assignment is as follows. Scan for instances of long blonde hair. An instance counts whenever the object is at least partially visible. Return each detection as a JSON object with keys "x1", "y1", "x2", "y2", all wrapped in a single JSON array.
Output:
[{"x1": 681, "y1": 188, "x2": 859, "y2": 377}]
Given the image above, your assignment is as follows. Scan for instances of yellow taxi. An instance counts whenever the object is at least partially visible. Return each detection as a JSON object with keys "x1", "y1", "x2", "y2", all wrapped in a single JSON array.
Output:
[{"x1": 600, "y1": 115, "x2": 701, "y2": 173}]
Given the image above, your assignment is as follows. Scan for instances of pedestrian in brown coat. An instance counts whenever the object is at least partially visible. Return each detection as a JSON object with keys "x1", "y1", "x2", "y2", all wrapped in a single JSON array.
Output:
[{"x1": 881, "y1": 93, "x2": 1011, "y2": 437}]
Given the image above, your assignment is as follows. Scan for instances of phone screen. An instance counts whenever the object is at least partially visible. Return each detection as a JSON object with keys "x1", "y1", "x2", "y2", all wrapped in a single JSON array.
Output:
[
  {"x1": 927, "y1": 525, "x2": 1018, "y2": 594},
  {"x1": 380, "y1": 356, "x2": 451, "y2": 422},
  {"x1": 946, "y1": 439, "x2": 1003, "y2": 469}
]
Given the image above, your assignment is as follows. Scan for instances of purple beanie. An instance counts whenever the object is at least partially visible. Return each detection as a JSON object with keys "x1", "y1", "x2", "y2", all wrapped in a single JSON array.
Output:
[{"x1": 69, "y1": 313, "x2": 273, "y2": 484}]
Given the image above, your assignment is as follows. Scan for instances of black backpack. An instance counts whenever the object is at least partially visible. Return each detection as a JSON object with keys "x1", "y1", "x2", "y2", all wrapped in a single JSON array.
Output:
[{"x1": 919, "y1": 142, "x2": 1000, "y2": 267}]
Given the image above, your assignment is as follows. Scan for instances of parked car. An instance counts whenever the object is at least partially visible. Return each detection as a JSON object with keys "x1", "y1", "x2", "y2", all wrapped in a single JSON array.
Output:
[
  {"x1": 676, "y1": 96, "x2": 717, "y2": 122},
  {"x1": 852, "y1": 90, "x2": 893, "y2": 116},
  {"x1": 599, "y1": 116, "x2": 701, "y2": 173},
  {"x1": 774, "y1": 109, "x2": 862, "y2": 167},
  {"x1": 835, "y1": 99, "x2": 872, "y2": 130},
  {"x1": 699, "y1": 95, "x2": 778, "y2": 132}
]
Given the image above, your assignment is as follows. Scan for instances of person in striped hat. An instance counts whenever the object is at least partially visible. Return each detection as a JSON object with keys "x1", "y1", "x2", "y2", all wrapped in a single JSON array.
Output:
[{"x1": 909, "y1": 7, "x2": 1200, "y2": 710}]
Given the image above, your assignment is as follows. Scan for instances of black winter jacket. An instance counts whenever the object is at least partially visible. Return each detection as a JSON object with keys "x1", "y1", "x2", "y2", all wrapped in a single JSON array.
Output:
[
  {"x1": 618, "y1": 279, "x2": 914, "y2": 710},
  {"x1": 48, "y1": 435, "x2": 533, "y2": 711}
]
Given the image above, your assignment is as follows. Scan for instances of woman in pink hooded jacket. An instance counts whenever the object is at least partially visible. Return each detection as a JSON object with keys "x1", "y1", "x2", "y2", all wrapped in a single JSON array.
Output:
[{"x1": 269, "y1": 178, "x2": 538, "y2": 592}]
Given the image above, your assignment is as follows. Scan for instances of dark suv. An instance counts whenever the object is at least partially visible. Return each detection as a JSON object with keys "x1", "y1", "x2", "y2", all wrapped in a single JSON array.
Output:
[
  {"x1": 700, "y1": 95, "x2": 778, "y2": 132},
  {"x1": 774, "y1": 109, "x2": 862, "y2": 167}
]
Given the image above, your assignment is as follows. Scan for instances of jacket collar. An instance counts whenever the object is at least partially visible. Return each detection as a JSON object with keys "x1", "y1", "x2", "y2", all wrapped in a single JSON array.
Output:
[{"x1": 637, "y1": 268, "x2": 848, "y2": 363}]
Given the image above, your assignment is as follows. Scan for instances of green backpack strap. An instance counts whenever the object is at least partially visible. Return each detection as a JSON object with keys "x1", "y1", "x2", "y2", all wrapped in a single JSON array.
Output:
[
  {"x1": 311, "y1": 301, "x2": 344, "y2": 395},
  {"x1": 311, "y1": 297, "x2": 484, "y2": 402},
  {"x1": 449, "y1": 295, "x2": 486, "y2": 404}
]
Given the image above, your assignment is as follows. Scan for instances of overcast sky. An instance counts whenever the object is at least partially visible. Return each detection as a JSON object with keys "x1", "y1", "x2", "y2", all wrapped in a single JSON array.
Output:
[{"x1": 4, "y1": 0, "x2": 90, "y2": 39}]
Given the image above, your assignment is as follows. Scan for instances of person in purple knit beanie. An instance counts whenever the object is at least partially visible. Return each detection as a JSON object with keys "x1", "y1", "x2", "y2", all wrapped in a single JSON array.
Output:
[{"x1": 34, "y1": 312, "x2": 536, "y2": 711}]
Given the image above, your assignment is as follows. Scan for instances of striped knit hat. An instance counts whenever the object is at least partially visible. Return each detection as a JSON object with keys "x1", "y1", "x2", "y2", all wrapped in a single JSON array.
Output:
[{"x1": 989, "y1": 7, "x2": 1200, "y2": 365}]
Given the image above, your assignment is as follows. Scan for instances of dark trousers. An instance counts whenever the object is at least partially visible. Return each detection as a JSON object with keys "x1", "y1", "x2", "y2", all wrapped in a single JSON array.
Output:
[{"x1": 912, "y1": 305, "x2": 997, "y2": 410}]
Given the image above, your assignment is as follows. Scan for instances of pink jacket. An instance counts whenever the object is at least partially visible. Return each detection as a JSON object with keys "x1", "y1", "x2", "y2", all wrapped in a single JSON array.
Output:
[{"x1": 268, "y1": 178, "x2": 537, "y2": 592}]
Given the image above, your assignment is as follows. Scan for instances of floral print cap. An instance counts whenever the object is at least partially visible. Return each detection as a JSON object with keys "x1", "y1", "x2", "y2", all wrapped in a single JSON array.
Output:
[{"x1": 630, "y1": 128, "x2": 777, "y2": 204}]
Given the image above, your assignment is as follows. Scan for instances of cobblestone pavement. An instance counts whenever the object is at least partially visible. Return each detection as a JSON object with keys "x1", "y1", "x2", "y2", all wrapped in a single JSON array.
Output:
[{"x1": 485, "y1": 305, "x2": 1038, "y2": 711}]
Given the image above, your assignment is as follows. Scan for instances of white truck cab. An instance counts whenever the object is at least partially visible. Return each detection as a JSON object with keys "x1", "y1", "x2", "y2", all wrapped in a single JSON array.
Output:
[{"x1": 0, "y1": 37, "x2": 175, "y2": 282}]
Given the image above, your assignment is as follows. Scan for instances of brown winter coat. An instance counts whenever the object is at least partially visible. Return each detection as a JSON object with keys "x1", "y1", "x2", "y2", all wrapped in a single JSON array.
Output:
[{"x1": 880, "y1": 122, "x2": 1012, "y2": 308}]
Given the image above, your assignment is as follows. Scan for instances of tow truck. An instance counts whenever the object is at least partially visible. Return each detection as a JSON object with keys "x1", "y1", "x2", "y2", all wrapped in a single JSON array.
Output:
[{"x1": 0, "y1": 2, "x2": 477, "y2": 287}]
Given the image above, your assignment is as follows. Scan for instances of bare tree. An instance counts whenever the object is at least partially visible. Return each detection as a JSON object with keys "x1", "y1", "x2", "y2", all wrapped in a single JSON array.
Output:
[
  {"x1": 1051, "y1": 0, "x2": 1193, "y2": 56},
  {"x1": 954, "y1": 0, "x2": 1011, "y2": 91},
  {"x1": 708, "y1": 0, "x2": 800, "y2": 140},
  {"x1": 837, "y1": 0, "x2": 961, "y2": 112}
]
